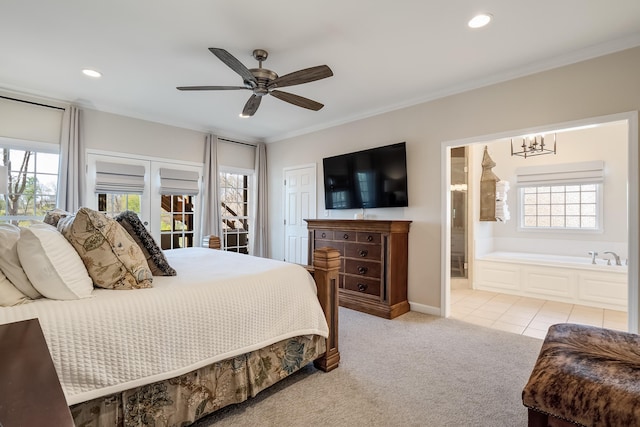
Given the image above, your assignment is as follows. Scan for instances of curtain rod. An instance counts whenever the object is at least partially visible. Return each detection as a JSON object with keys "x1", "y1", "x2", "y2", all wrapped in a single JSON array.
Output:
[
  {"x1": 0, "y1": 95, "x2": 65, "y2": 111},
  {"x1": 218, "y1": 137, "x2": 257, "y2": 148}
]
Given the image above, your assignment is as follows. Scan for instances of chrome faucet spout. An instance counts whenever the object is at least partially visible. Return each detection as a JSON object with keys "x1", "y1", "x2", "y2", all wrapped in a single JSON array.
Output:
[{"x1": 603, "y1": 251, "x2": 621, "y2": 266}]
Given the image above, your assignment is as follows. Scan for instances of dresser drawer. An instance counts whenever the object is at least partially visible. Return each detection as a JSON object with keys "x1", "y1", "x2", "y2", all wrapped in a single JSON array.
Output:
[
  {"x1": 343, "y1": 275, "x2": 381, "y2": 297},
  {"x1": 315, "y1": 229, "x2": 334, "y2": 240},
  {"x1": 336, "y1": 230, "x2": 355, "y2": 241},
  {"x1": 344, "y1": 243, "x2": 381, "y2": 261},
  {"x1": 345, "y1": 259, "x2": 381, "y2": 278},
  {"x1": 357, "y1": 232, "x2": 381, "y2": 244}
]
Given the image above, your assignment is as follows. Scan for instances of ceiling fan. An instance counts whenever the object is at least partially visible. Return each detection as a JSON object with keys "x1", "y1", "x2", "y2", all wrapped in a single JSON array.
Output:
[{"x1": 177, "y1": 48, "x2": 333, "y2": 117}]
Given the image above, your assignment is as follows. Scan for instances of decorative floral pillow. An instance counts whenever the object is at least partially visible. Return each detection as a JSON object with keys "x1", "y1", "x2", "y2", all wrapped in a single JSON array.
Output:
[
  {"x1": 115, "y1": 211, "x2": 177, "y2": 276},
  {"x1": 57, "y1": 207, "x2": 153, "y2": 290}
]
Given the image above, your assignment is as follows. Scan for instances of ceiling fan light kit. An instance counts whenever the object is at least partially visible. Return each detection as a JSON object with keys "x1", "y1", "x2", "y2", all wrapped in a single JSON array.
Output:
[{"x1": 177, "y1": 48, "x2": 333, "y2": 117}]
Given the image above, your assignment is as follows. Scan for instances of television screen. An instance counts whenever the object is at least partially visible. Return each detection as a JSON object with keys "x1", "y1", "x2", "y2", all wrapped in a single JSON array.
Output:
[{"x1": 323, "y1": 142, "x2": 408, "y2": 209}]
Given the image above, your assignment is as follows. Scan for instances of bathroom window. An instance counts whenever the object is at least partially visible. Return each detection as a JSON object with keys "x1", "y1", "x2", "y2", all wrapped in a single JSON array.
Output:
[{"x1": 519, "y1": 183, "x2": 601, "y2": 230}]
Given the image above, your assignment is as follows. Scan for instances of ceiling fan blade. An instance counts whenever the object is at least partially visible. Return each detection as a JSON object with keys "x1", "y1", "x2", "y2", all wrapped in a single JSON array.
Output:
[
  {"x1": 208, "y1": 48, "x2": 257, "y2": 86},
  {"x1": 176, "y1": 85, "x2": 248, "y2": 91},
  {"x1": 270, "y1": 90, "x2": 324, "y2": 111},
  {"x1": 242, "y1": 94, "x2": 262, "y2": 117},
  {"x1": 267, "y1": 65, "x2": 333, "y2": 89}
]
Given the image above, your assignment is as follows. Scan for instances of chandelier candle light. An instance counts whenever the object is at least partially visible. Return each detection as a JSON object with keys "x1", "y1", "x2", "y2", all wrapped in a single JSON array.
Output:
[{"x1": 511, "y1": 133, "x2": 557, "y2": 158}]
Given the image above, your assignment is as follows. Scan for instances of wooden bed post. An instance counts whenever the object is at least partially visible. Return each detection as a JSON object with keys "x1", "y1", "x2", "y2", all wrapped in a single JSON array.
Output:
[{"x1": 311, "y1": 247, "x2": 341, "y2": 372}]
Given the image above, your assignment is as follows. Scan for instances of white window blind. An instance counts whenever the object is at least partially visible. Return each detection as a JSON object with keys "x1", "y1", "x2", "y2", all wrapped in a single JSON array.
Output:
[
  {"x1": 159, "y1": 168, "x2": 199, "y2": 195},
  {"x1": 516, "y1": 161, "x2": 604, "y2": 186},
  {"x1": 95, "y1": 161, "x2": 145, "y2": 194}
]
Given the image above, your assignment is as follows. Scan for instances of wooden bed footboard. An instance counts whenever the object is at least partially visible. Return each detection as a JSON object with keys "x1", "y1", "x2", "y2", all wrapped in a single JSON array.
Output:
[{"x1": 306, "y1": 247, "x2": 341, "y2": 372}]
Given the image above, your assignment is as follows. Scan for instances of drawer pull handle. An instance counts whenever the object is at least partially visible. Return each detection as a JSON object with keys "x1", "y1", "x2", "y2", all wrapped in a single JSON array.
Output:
[
  {"x1": 359, "y1": 250, "x2": 368, "y2": 257},
  {"x1": 321, "y1": 232, "x2": 326, "y2": 238},
  {"x1": 367, "y1": 235, "x2": 373, "y2": 242},
  {"x1": 357, "y1": 266, "x2": 368, "y2": 274},
  {"x1": 343, "y1": 233, "x2": 349, "y2": 240},
  {"x1": 357, "y1": 283, "x2": 368, "y2": 292}
]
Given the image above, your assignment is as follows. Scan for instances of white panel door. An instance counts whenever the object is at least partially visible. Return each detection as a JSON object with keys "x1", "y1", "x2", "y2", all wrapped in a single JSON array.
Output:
[{"x1": 284, "y1": 164, "x2": 316, "y2": 264}]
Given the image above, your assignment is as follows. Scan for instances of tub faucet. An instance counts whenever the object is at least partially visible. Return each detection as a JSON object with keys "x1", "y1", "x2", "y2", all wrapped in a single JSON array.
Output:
[
  {"x1": 604, "y1": 251, "x2": 622, "y2": 266},
  {"x1": 588, "y1": 251, "x2": 598, "y2": 264}
]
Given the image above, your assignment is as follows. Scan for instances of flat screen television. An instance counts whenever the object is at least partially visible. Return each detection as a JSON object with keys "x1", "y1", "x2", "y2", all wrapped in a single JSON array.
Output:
[{"x1": 323, "y1": 142, "x2": 409, "y2": 209}]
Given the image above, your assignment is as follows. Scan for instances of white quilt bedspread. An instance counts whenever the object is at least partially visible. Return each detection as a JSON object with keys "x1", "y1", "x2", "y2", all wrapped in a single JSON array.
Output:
[{"x1": 0, "y1": 248, "x2": 329, "y2": 405}]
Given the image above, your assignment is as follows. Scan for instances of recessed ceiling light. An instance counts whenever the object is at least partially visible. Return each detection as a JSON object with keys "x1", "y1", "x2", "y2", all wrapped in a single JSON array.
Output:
[
  {"x1": 468, "y1": 13, "x2": 493, "y2": 29},
  {"x1": 82, "y1": 68, "x2": 102, "y2": 78}
]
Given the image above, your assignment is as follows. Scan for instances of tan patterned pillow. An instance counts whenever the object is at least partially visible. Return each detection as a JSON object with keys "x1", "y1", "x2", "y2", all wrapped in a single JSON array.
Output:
[{"x1": 57, "y1": 207, "x2": 153, "y2": 290}]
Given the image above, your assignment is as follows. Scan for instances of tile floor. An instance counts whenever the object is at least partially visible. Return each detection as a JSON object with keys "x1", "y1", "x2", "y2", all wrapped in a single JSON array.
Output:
[{"x1": 450, "y1": 288, "x2": 628, "y2": 339}]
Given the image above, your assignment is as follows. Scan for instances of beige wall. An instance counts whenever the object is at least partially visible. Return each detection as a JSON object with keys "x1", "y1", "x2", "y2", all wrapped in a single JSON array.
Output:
[
  {"x1": 267, "y1": 46, "x2": 640, "y2": 311},
  {"x1": 82, "y1": 109, "x2": 205, "y2": 162}
]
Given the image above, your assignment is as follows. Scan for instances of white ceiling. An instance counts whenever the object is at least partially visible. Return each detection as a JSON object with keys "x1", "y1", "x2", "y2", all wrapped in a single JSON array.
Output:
[{"x1": 2, "y1": 1, "x2": 640, "y2": 143}]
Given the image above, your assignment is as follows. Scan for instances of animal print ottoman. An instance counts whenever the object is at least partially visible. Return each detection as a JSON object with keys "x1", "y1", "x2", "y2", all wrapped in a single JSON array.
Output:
[{"x1": 522, "y1": 323, "x2": 640, "y2": 427}]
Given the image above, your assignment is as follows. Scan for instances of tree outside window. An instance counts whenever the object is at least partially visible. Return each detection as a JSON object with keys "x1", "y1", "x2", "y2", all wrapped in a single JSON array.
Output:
[{"x1": 1, "y1": 148, "x2": 58, "y2": 225}]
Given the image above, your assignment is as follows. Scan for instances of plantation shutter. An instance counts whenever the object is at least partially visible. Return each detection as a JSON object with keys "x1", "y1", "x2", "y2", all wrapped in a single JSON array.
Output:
[
  {"x1": 159, "y1": 168, "x2": 200, "y2": 195},
  {"x1": 95, "y1": 161, "x2": 145, "y2": 194}
]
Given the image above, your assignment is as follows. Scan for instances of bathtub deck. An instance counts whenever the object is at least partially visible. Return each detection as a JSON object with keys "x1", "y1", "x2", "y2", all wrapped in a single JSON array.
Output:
[
  {"x1": 450, "y1": 288, "x2": 628, "y2": 338},
  {"x1": 474, "y1": 253, "x2": 627, "y2": 311}
]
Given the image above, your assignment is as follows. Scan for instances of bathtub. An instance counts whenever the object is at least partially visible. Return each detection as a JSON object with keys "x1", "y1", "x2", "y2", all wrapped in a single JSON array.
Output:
[{"x1": 474, "y1": 252, "x2": 628, "y2": 311}]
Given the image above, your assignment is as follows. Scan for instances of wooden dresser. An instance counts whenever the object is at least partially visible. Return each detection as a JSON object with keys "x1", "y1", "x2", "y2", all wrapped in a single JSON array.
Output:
[{"x1": 305, "y1": 219, "x2": 411, "y2": 319}]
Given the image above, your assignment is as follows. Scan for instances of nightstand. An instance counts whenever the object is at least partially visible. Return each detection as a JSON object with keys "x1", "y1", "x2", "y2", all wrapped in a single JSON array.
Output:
[{"x1": 0, "y1": 318, "x2": 74, "y2": 426}]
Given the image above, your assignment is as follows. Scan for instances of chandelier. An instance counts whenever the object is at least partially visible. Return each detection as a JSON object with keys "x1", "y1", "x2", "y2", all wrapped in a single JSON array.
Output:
[{"x1": 510, "y1": 133, "x2": 556, "y2": 158}]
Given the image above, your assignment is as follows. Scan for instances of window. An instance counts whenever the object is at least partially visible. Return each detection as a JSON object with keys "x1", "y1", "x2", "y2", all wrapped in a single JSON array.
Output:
[
  {"x1": 1, "y1": 146, "x2": 59, "y2": 224},
  {"x1": 87, "y1": 153, "x2": 202, "y2": 249},
  {"x1": 94, "y1": 161, "x2": 146, "y2": 218},
  {"x1": 516, "y1": 161, "x2": 604, "y2": 232},
  {"x1": 520, "y1": 184, "x2": 600, "y2": 230},
  {"x1": 160, "y1": 195, "x2": 195, "y2": 249},
  {"x1": 158, "y1": 167, "x2": 199, "y2": 250},
  {"x1": 97, "y1": 194, "x2": 141, "y2": 217},
  {"x1": 220, "y1": 172, "x2": 250, "y2": 254}
]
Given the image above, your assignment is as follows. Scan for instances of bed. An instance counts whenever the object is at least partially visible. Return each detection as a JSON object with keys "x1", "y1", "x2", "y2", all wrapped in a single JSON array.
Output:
[{"x1": 0, "y1": 235, "x2": 340, "y2": 426}]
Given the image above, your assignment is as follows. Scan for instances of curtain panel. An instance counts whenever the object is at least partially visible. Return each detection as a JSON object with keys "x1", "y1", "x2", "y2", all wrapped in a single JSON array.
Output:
[
  {"x1": 249, "y1": 142, "x2": 268, "y2": 257},
  {"x1": 199, "y1": 134, "x2": 221, "y2": 244},
  {"x1": 57, "y1": 105, "x2": 84, "y2": 211}
]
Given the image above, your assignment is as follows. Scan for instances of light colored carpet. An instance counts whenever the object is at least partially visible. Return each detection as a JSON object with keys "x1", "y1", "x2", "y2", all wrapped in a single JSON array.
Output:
[{"x1": 195, "y1": 307, "x2": 543, "y2": 427}]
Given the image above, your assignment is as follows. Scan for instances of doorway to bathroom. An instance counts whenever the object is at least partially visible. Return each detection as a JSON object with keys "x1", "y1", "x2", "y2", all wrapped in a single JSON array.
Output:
[{"x1": 441, "y1": 112, "x2": 638, "y2": 334}]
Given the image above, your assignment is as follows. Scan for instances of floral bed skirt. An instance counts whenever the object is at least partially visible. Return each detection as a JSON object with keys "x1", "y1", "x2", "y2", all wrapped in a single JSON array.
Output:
[{"x1": 71, "y1": 334, "x2": 326, "y2": 426}]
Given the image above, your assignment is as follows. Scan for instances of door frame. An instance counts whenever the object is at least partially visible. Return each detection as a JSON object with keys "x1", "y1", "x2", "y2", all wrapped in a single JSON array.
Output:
[
  {"x1": 283, "y1": 163, "x2": 317, "y2": 263},
  {"x1": 440, "y1": 111, "x2": 639, "y2": 332}
]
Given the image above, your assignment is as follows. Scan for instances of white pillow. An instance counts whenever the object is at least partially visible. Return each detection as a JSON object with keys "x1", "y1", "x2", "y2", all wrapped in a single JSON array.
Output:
[
  {"x1": 0, "y1": 224, "x2": 41, "y2": 298},
  {"x1": 17, "y1": 223, "x2": 94, "y2": 300},
  {"x1": 0, "y1": 268, "x2": 30, "y2": 306}
]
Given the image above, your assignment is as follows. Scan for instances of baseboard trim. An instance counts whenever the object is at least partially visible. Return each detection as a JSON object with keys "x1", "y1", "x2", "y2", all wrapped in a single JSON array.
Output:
[{"x1": 408, "y1": 301, "x2": 441, "y2": 316}]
